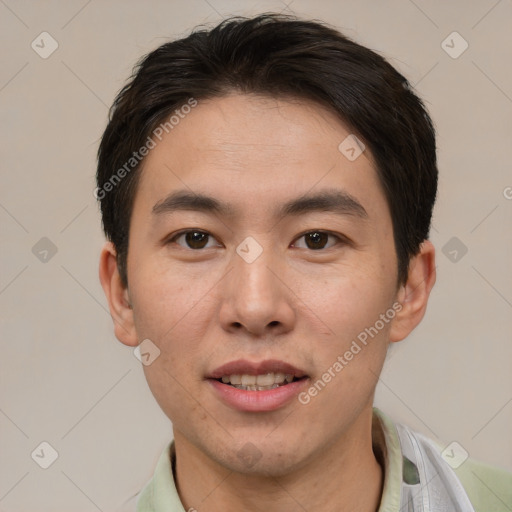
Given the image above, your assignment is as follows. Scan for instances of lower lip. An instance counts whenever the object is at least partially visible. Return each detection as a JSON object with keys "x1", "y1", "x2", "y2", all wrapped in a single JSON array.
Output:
[{"x1": 208, "y1": 378, "x2": 308, "y2": 412}]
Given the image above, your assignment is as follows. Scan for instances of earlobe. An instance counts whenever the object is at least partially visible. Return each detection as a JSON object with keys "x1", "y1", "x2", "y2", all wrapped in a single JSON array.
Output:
[
  {"x1": 98, "y1": 242, "x2": 138, "y2": 347},
  {"x1": 389, "y1": 240, "x2": 436, "y2": 343}
]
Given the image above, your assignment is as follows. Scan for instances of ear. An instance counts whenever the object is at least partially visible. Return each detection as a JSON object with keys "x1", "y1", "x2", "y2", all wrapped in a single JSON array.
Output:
[
  {"x1": 99, "y1": 241, "x2": 138, "y2": 347},
  {"x1": 389, "y1": 240, "x2": 436, "y2": 343}
]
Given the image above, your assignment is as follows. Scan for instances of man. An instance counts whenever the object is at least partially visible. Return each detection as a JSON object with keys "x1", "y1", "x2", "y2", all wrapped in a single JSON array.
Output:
[{"x1": 96, "y1": 14, "x2": 511, "y2": 512}]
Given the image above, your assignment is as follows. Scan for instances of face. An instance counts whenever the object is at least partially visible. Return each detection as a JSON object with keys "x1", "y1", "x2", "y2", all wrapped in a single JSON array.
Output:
[{"x1": 116, "y1": 94, "x2": 405, "y2": 475}]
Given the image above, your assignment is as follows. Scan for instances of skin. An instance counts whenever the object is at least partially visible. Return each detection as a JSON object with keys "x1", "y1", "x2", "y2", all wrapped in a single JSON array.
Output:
[{"x1": 100, "y1": 94, "x2": 436, "y2": 512}]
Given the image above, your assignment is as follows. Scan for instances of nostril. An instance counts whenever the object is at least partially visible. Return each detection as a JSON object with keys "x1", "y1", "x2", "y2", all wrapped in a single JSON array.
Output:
[{"x1": 269, "y1": 321, "x2": 279, "y2": 327}]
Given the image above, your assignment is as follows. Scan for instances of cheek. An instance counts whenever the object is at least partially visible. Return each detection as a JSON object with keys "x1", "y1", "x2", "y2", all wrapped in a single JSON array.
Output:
[
  {"x1": 298, "y1": 281, "x2": 391, "y2": 421},
  {"x1": 129, "y1": 265, "x2": 218, "y2": 401},
  {"x1": 299, "y1": 263, "x2": 395, "y2": 391},
  {"x1": 134, "y1": 272, "x2": 214, "y2": 421},
  {"x1": 305, "y1": 260, "x2": 395, "y2": 333},
  {"x1": 130, "y1": 258, "x2": 212, "y2": 340}
]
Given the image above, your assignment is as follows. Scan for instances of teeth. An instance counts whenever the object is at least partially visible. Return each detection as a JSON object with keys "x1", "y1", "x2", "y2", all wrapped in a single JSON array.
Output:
[
  {"x1": 241, "y1": 375, "x2": 256, "y2": 386},
  {"x1": 230, "y1": 374, "x2": 242, "y2": 385},
  {"x1": 275, "y1": 373, "x2": 285, "y2": 384},
  {"x1": 219, "y1": 372, "x2": 298, "y2": 389},
  {"x1": 256, "y1": 373, "x2": 275, "y2": 386},
  {"x1": 232, "y1": 383, "x2": 280, "y2": 391}
]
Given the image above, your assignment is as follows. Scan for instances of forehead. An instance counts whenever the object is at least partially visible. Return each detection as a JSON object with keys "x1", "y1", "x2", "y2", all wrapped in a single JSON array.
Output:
[{"x1": 133, "y1": 93, "x2": 387, "y2": 221}]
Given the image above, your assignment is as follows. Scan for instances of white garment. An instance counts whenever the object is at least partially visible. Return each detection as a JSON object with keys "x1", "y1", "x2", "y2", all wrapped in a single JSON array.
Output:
[{"x1": 394, "y1": 422, "x2": 475, "y2": 511}]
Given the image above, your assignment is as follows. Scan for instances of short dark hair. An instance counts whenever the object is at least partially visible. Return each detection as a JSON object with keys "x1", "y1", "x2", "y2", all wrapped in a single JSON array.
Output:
[{"x1": 96, "y1": 13, "x2": 438, "y2": 287}]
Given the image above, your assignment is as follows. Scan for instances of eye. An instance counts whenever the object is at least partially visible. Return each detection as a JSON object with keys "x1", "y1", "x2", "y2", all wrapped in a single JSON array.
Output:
[
  {"x1": 292, "y1": 231, "x2": 344, "y2": 250},
  {"x1": 168, "y1": 230, "x2": 220, "y2": 250}
]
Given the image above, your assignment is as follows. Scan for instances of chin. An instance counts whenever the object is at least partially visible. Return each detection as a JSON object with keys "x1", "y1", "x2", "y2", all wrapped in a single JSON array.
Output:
[{"x1": 214, "y1": 439, "x2": 309, "y2": 477}]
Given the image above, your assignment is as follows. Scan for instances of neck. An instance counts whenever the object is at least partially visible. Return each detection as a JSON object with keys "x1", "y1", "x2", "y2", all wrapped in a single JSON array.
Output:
[{"x1": 174, "y1": 411, "x2": 384, "y2": 512}]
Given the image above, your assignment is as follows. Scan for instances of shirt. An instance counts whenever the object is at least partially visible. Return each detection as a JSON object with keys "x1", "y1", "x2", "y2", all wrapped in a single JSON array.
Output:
[{"x1": 118, "y1": 408, "x2": 512, "y2": 511}]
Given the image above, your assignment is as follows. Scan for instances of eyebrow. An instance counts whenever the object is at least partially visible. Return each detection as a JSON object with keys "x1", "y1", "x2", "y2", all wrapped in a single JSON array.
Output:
[{"x1": 152, "y1": 189, "x2": 368, "y2": 220}]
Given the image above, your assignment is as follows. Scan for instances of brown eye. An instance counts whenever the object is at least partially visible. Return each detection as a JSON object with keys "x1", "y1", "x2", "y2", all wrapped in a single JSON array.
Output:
[
  {"x1": 293, "y1": 231, "x2": 342, "y2": 250},
  {"x1": 185, "y1": 231, "x2": 209, "y2": 249},
  {"x1": 171, "y1": 230, "x2": 218, "y2": 249},
  {"x1": 304, "y1": 232, "x2": 328, "y2": 250}
]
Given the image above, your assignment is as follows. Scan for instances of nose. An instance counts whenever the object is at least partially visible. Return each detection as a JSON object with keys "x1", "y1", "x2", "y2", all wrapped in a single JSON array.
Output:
[{"x1": 218, "y1": 244, "x2": 296, "y2": 337}]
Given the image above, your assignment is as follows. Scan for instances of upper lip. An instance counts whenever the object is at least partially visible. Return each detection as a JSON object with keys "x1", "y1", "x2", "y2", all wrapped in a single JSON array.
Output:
[{"x1": 208, "y1": 359, "x2": 307, "y2": 379}]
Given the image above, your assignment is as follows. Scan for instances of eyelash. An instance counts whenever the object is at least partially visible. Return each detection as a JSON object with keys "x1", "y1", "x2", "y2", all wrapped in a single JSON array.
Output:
[{"x1": 165, "y1": 229, "x2": 349, "y2": 251}]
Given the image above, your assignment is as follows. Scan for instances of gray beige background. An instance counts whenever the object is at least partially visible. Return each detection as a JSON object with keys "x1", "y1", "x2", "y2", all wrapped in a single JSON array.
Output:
[{"x1": 1, "y1": 0, "x2": 511, "y2": 510}]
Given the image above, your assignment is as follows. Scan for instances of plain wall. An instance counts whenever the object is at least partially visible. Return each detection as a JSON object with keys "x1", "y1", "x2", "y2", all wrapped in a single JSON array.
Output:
[{"x1": 1, "y1": 0, "x2": 511, "y2": 510}]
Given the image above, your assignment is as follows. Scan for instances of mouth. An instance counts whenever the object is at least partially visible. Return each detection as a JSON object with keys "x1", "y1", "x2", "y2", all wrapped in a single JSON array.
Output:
[
  {"x1": 206, "y1": 359, "x2": 309, "y2": 411},
  {"x1": 214, "y1": 372, "x2": 305, "y2": 391}
]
